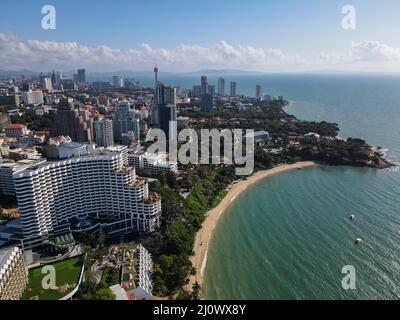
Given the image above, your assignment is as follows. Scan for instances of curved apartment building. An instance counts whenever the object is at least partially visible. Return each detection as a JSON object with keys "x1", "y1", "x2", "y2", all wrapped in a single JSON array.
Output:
[{"x1": 13, "y1": 149, "x2": 161, "y2": 243}]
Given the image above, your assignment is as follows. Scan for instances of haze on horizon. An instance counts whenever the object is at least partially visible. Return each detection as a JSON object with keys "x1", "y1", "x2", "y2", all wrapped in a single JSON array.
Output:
[{"x1": 1, "y1": 0, "x2": 400, "y2": 73}]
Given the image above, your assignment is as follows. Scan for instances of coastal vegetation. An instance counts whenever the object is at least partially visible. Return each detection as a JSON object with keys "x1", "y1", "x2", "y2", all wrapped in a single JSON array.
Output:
[
  {"x1": 148, "y1": 97, "x2": 390, "y2": 298},
  {"x1": 146, "y1": 165, "x2": 237, "y2": 297},
  {"x1": 181, "y1": 99, "x2": 389, "y2": 168}
]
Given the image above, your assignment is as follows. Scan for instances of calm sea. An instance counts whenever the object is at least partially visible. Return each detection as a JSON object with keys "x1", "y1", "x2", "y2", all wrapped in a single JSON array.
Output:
[{"x1": 139, "y1": 73, "x2": 400, "y2": 299}]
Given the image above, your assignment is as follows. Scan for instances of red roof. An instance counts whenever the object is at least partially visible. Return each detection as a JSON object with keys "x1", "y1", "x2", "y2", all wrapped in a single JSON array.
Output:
[{"x1": 5, "y1": 124, "x2": 27, "y2": 129}]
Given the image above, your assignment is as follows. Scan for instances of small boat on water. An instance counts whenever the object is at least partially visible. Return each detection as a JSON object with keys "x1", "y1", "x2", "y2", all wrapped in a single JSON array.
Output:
[
  {"x1": 349, "y1": 214, "x2": 356, "y2": 220},
  {"x1": 355, "y1": 238, "x2": 363, "y2": 245}
]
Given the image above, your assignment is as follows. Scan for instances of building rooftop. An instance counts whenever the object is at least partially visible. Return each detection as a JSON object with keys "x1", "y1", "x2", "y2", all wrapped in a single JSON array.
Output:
[
  {"x1": 59, "y1": 142, "x2": 87, "y2": 150},
  {"x1": 4, "y1": 124, "x2": 27, "y2": 130},
  {"x1": 109, "y1": 284, "x2": 129, "y2": 300},
  {"x1": 0, "y1": 246, "x2": 15, "y2": 269},
  {"x1": 0, "y1": 158, "x2": 47, "y2": 172}
]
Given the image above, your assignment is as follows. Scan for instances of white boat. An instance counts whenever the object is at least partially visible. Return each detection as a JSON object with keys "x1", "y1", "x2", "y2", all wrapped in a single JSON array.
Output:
[
  {"x1": 355, "y1": 238, "x2": 363, "y2": 244},
  {"x1": 349, "y1": 214, "x2": 356, "y2": 220}
]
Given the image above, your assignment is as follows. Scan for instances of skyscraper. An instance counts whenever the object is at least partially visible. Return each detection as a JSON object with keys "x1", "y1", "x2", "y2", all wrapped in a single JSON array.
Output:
[
  {"x1": 41, "y1": 77, "x2": 53, "y2": 90},
  {"x1": 113, "y1": 101, "x2": 140, "y2": 141},
  {"x1": 218, "y1": 78, "x2": 225, "y2": 96},
  {"x1": 157, "y1": 83, "x2": 177, "y2": 140},
  {"x1": 256, "y1": 84, "x2": 263, "y2": 98},
  {"x1": 192, "y1": 85, "x2": 202, "y2": 97},
  {"x1": 201, "y1": 93, "x2": 214, "y2": 112},
  {"x1": 151, "y1": 66, "x2": 159, "y2": 125},
  {"x1": 94, "y1": 118, "x2": 114, "y2": 147},
  {"x1": 230, "y1": 81, "x2": 237, "y2": 97},
  {"x1": 201, "y1": 76, "x2": 209, "y2": 95},
  {"x1": 113, "y1": 76, "x2": 124, "y2": 88},
  {"x1": 50, "y1": 98, "x2": 93, "y2": 142},
  {"x1": 77, "y1": 69, "x2": 86, "y2": 83}
]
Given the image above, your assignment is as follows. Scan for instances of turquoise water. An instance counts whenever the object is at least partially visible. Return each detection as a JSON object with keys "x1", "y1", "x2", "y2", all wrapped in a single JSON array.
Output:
[
  {"x1": 131, "y1": 72, "x2": 400, "y2": 299},
  {"x1": 195, "y1": 74, "x2": 400, "y2": 299},
  {"x1": 203, "y1": 167, "x2": 400, "y2": 299}
]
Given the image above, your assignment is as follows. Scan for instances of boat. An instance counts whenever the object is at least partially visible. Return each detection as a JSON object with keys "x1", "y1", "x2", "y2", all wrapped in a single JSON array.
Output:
[
  {"x1": 349, "y1": 214, "x2": 356, "y2": 220},
  {"x1": 355, "y1": 238, "x2": 363, "y2": 244}
]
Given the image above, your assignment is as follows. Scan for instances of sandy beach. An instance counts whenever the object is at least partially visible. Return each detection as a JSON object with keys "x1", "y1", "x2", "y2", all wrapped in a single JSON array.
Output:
[{"x1": 186, "y1": 161, "x2": 317, "y2": 292}]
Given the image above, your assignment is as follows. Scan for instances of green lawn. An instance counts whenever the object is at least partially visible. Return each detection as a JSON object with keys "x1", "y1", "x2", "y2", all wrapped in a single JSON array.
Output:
[
  {"x1": 22, "y1": 255, "x2": 84, "y2": 300},
  {"x1": 122, "y1": 273, "x2": 130, "y2": 282}
]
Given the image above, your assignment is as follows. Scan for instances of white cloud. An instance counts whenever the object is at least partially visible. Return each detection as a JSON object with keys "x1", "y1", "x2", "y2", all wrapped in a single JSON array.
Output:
[
  {"x1": 351, "y1": 40, "x2": 400, "y2": 62},
  {"x1": 1, "y1": 33, "x2": 400, "y2": 72},
  {"x1": 0, "y1": 33, "x2": 299, "y2": 72}
]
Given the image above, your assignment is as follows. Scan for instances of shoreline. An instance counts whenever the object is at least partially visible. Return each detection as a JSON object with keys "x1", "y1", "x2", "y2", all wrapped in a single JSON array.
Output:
[{"x1": 186, "y1": 161, "x2": 317, "y2": 293}]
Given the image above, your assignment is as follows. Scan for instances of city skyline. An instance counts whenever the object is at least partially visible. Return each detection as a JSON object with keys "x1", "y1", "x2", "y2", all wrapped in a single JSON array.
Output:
[{"x1": 1, "y1": 0, "x2": 400, "y2": 73}]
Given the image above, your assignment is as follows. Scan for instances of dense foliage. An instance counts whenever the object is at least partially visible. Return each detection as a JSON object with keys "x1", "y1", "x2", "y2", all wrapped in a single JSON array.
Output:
[
  {"x1": 147, "y1": 165, "x2": 237, "y2": 296},
  {"x1": 11, "y1": 113, "x2": 54, "y2": 131}
]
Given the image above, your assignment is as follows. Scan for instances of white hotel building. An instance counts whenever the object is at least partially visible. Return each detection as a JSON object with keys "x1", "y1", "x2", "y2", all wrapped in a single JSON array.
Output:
[
  {"x1": 138, "y1": 244, "x2": 153, "y2": 294},
  {"x1": 0, "y1": 246, "x2": 28, "y2": 300},
  {"x1": 13, "y1": 147, "x2": 161, "y2": 247},
  {"x1": 128, "y1": 151, "x2": 178, "y2": 176}
]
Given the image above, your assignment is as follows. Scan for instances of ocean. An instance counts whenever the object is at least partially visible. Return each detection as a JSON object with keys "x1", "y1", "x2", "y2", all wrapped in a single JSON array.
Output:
[{"x1": 139, "y1": 73, "x2": 400, "y2": 299}]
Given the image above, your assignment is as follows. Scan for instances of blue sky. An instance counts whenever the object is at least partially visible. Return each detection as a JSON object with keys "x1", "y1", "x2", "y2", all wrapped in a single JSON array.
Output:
[{"x1": 1, "y1": 0, "x2": 400, "y2": 72}]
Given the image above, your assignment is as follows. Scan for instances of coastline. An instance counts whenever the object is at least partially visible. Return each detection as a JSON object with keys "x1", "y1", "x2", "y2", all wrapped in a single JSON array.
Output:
[{"x1": 186, "y1": 161, "x2": 317, "y2": 293}]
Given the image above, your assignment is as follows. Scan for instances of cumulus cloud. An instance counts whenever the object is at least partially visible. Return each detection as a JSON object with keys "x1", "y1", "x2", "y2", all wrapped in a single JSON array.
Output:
[
  {"x1": 0, "y1": 33, "x2": 300, "y2": 71},
  {"x1": 351, "y1": 40, "x2": 400, "y2": 62},
  {"x1": 1, "y1": 33, "x2": 400, "y2": 72}
]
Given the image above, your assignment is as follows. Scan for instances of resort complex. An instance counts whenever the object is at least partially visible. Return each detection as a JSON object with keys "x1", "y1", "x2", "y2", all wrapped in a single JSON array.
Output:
[
  {"x1": 0, "y1": 246, "x2": 28, "y2": 300},
  {"x1": 12, "y1": 145, "x2": 161, "y2": 249}
]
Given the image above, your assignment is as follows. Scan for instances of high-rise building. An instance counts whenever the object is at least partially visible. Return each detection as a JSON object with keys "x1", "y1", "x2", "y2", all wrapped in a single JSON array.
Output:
[
  {"x1": 256, "y1": 84, "x2": 263, "y2": 98},
  {"x1": 218, "y1": 78, "x2": 225, "y2": 96},
  {"x1": 40, "y1": 76, "x2": 53, "y2": 90},
  {"x1": 159, "y1": 104, "x2": 177, "y2": 140},
  {"x1": 113, "y1": 101, "x2": 140, "y2": 141},
  {"x1": 151, "y1": 66, "x2": 159, "y2": 125},
  {"x1": 51, "y1": 71, "x2": 63, "y2": 86},
  {"x1": 201, "y1": 76, "x2": 209, "y2": 95},
  {"x1": 113, "y1": 76, "x2": 124, "y2": 88},
  {"x1": 156, "y1": 84, "x2": 176, "y2": 106},
  {"x1": 0, "y1": 159, "x2": 47, "y2": 196},
  {"x1": 230, "y1": 81, "x2": 238, "y2": 97},
  {"x1": 191, "y1": 85, "x2": 201, "y2": 97},
  {"x1": 94, "y1": 118, "x2": 114, "y2": 147},
  {"x1": 50, "y1": 98, "x2": 93, "y2": 142},
  {"x1": 22, "y1": 91, "x2": 44, "y2": 105},
  {"x1": 208, "y1": 85, "x2": 215, "y2": 96},
  {"x1": 0, "y1": 95, "x2": 20, "y2": 106},
  {"x1": 201, "y1": 93, "x2": 214, "y2": 112},
  {"x1": 13, "y1": 147, "x2": 162, "y2": 245},
  {"x1": 77, "y1": 69, "x2": 86, "y2": 83},
  {"x1": 51, "y1": 71, "x2": 56, "y2": 86},
  {"x1": 56, "y1": 71, "x2": 63, "y2": 85},
  {"x1": 0, "y1": 247, "x2": 28, "y2": 300},
  {"x1": 156, "y1": 83, "x2": 177, "y2": 139},
  {"x1": 60, "y1": 79, "x2": 77, "y2": 91}
]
